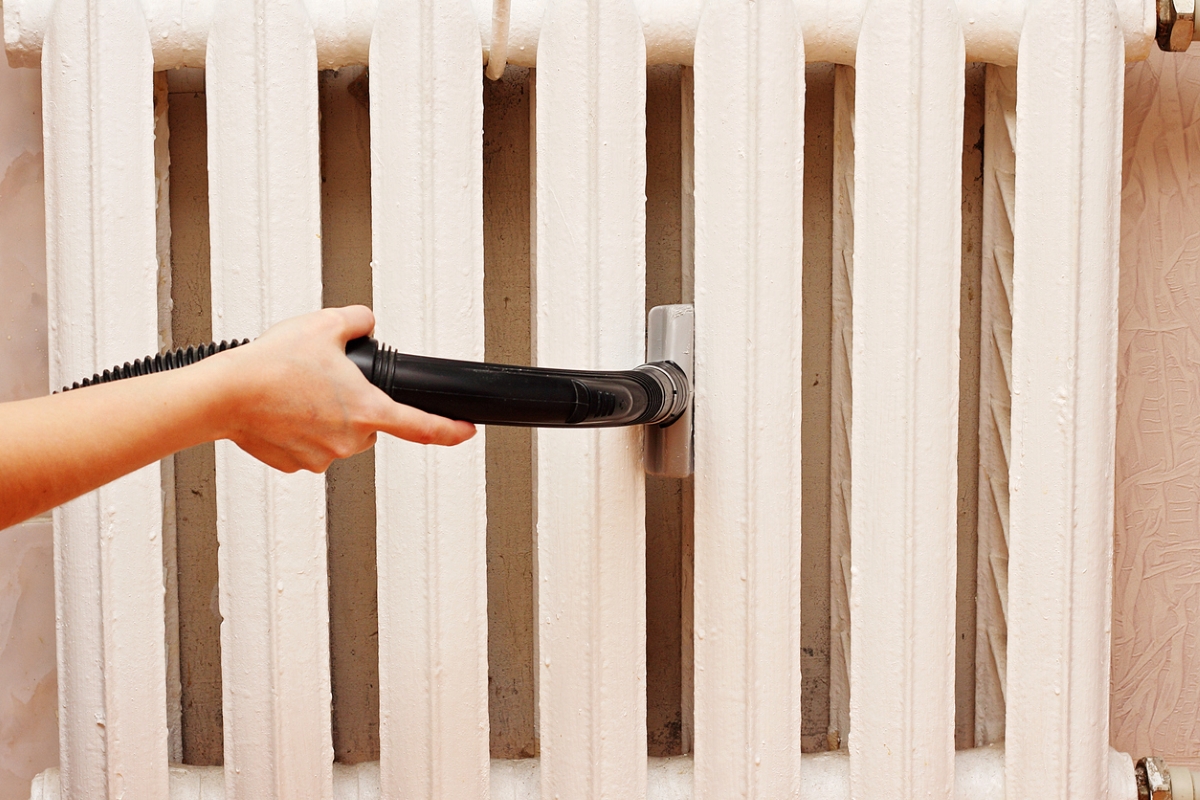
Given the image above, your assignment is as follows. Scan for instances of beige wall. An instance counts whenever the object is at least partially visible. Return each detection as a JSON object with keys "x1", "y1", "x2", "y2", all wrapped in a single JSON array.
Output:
[
  {"x1": 1112, "y1": 45, "x2": 1200, "y2": 765},
  {"x1": 0, "y1": 51, "x2": 57, "y2": 800}
]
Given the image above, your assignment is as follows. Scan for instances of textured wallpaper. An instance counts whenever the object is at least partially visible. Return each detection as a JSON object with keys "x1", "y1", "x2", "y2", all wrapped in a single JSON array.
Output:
[
  {"x1": 0, "y1": 55, "x2": 56, "y2": 800},
  {"x1": 0, "y1": 55, "x2": 46, "y2": 406},
  {"x1": 0, "y1": 521, "x2": 55, "y2": 800},
  {"x1": 1112, "y1": 46, "x2": 1200, "y2": 762}
]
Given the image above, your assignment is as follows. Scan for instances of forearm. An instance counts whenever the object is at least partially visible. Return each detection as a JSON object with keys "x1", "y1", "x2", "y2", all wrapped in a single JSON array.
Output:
[
  {"x1": 0, "y1": 307, "x2": 473, "y2": 530},
  {"x1": 0, "y1": 357, "x2": 233, "y2": 528}
]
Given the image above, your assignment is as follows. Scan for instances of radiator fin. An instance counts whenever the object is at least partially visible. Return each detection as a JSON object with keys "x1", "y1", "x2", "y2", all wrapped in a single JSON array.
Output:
[
  {"x1": 533, "y1": 0, "x2": 649, "y2": 795},
  {"x1": 849, "y1": 1, "x2": 965, "y2": 797},
  {"x1": 692, "y1": 0, "x2": 806, "y2": 795},
  {"x1": 206, "y1": 0, "x2": 333, "y2": 794},
  {"x1": 369, "y1": 0, "x2": 490, "y2": 795},
  {"x1": 41, "y1": 0, "x2": 170, "y2": 793},
  {"x1": 1006, "y1": 0, "x2": 1124, "y2": 796}
]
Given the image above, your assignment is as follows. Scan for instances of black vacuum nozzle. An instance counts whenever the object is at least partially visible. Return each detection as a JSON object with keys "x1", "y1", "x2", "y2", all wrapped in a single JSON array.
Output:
[{"x1": 345, "y1": 337, "x2": 689, "y2": 429}]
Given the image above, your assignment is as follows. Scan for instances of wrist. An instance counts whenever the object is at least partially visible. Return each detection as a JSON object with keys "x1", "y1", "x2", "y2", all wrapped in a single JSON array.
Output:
[{"x1": 189, "y1": 348, "x2": 253, "y2": 443}]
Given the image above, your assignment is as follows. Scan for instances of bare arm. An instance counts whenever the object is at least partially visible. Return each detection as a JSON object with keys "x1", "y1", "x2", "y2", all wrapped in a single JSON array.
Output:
[{"x1": 0, "y1": 305, "x2": 475, "y2": 529}]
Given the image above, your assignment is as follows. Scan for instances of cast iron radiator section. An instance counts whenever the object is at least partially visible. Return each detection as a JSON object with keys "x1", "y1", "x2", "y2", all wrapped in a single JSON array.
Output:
[{"x1": 5, "y1": 0, "x2": 1164, "y2": 796}]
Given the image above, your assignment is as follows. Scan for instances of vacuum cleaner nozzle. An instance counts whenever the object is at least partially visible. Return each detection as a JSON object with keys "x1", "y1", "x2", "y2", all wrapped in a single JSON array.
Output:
[
  {"x1": 347, "y1": 303, "x2": 695, "y2": 476},
  {"x1": 346, "y1": 337, "x2": 689, "y2": 430},
  {"x1": 63, "y1": 305, "x2": 696, "y2": 477}
]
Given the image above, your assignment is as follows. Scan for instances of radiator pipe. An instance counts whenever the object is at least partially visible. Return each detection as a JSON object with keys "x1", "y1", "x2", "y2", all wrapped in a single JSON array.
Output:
[
  {"x1": 1137, "y1": 757, "x2": 1200, "y2": 800},
  {"x1": 2, "y1": 0, "x2": 1155, "y2": 71},
  {"x1": 26, "y1": 746, "x2": 1142, "y2": 800}
]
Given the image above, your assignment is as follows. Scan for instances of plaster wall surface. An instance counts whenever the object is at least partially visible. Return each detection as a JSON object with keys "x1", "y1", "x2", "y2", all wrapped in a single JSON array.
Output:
[
  {"x1": 0, "y1": 49, "x2": 56, "y2": 800},
  {"x1": 1112, "y1": 45, "x2": 1200, "y2": 764}
]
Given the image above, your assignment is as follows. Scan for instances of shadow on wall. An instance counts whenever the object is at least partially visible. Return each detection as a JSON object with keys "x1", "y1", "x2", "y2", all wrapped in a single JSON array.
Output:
[{"x1": 0, "y1": 50, "x2": 57, "y2": 800}]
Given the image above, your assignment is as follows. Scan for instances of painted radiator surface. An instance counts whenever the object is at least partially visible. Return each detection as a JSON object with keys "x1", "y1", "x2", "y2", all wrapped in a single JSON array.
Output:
[{"x1": 9, "y1": 0, "x2": 1148, "y2": 797}]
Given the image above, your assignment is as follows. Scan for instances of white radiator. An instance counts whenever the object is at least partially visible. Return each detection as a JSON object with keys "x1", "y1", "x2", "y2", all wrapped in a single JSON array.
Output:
[{"x1": 5, "y1": 0, "x2": 1157, "y2": 797}]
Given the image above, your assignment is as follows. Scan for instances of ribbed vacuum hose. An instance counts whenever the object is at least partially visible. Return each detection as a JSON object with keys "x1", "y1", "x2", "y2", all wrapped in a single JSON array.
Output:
[
  {"x1": 61, "y1": 336, "x2": 690, "y2": 430},
  {"x1": 61, "y1": 340, "x2": 250, "y2": 391}
]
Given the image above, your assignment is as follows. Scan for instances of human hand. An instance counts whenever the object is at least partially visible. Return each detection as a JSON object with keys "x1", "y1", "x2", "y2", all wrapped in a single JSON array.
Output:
[{"x1": 206, "y1": 305, "x2": 476, "y2": 473}]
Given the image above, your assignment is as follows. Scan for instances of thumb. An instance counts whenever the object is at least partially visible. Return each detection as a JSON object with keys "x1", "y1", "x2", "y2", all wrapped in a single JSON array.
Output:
[{"x1": 328, "y1": 305, "x2": 376, "y2": 343}]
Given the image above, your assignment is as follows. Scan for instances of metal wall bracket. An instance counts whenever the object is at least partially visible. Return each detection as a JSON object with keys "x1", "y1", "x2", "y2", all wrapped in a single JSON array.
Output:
[{"x1": 645, "y1": 304, "x2": 694, "y2": 477}]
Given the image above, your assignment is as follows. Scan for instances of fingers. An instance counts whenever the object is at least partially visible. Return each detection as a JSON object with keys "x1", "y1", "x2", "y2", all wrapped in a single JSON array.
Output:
[
  {"x1": 326, "y1": 304, "x2": 376, "y2": 343},
  {"x1": 234, "y1": 307, "x2": 475, "y2": 478},
  {"x1": 373, "y1": 400, "x2": 476, "y2": 446},
  {"x1": 235, "y1": 439, "x2": 306, "y2": 473},
  {"x1": 320, "y1": 306, "x2": 474, "y2": 447}
]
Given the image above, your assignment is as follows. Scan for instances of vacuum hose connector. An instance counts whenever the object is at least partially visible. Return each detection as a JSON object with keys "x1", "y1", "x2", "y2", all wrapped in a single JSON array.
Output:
[{"x1": 345, "y1": 337, "x2": 689, "y2": 428}]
